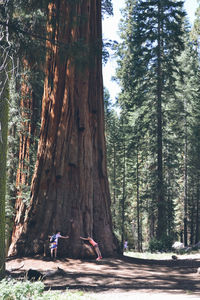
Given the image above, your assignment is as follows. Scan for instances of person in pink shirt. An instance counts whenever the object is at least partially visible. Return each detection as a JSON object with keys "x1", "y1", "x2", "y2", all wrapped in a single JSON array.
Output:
[{"x1": 80, "y1": 236, "x2": 102, "y2": 260}]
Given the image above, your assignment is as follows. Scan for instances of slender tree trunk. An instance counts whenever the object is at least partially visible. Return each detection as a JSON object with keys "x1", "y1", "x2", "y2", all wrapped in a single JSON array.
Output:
[
  {"x1": 190, "y1": 191, "x2": 194, "y2": 245},
  {"x1": 121, "y1": 119, "x2": 126, "y2": 251},
  {"x1": 0, "y1": 89, "x2": 9, "y2": 279},
  {"x1": 149, "y1": 206, "x2": 155, "y2": 239},
  {"x1": 183, "y1": 109, "x2": 188, "y2": 246},
  {"x1": 195, "y1": 143, "x2": 200, "y2": 243},
  {"x1": 9, "y1": 0, "x2": 118, "y2": 258},
  {"x1": 156, "y1": 2, "x2": 165, "y2": 239},
  {"x1": 195, "y1": 184, "x2": 200, "y2": 244},
  {"x1": 136, "y1": 142, "x2": 142, "y2": 251},
  {"x1": 113, "y1": 132, "x2": 117, "y2": 229}
]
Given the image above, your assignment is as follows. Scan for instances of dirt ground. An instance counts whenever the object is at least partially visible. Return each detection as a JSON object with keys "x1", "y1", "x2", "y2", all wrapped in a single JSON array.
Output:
[{"x1": 5, "y1": 254, "x2": 200, "y2": 299}]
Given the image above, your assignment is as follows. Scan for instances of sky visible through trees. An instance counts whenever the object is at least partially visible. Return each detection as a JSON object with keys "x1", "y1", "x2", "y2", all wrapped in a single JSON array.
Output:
[
  {"x1": 1, "y1": 0, "x2": 200, "y2": 265},
  {"x1": 103, "y1": 0, "x2": 200, "y2": 250},
  {"x1": 103, "y1": 0, "x2": 198, "y2": 102}
]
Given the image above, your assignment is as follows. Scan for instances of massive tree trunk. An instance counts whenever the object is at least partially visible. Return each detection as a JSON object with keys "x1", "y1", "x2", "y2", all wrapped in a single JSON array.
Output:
[{"x1": 9, "y1": 0, "x2": 118, "y2": 258}]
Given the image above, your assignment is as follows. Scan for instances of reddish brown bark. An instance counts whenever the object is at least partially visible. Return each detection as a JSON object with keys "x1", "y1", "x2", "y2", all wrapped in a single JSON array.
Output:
[
  {"x1": 10, "y1": 59, "x2": 41, "y2": 251},
  {"x1": 15, "y1": 59, "x2": 32, "y2": 219},
  {"x1": 9, "y1": 0, "x2": 118, "y2": 258}
]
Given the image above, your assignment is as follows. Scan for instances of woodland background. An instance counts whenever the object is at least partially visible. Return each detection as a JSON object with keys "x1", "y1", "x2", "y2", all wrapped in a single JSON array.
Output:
[{"x1": 0, "y1": 0, "x2": 200, "y2": 278}]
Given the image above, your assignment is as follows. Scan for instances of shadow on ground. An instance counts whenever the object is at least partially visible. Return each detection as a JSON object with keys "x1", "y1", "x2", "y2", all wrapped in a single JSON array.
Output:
[{"x1": 5, "y1": 255, "x2": 200, "y2": 295}]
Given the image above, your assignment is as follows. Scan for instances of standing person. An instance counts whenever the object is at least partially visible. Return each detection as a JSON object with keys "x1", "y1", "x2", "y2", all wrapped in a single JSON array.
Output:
[
  {"x1": 80, "y1": 236, "x2": 102, "y2": 260},
  {"x1": 49, "y1": 231, "x2": 69, "y2": 259},
  {"x1": 124, "y1": 240, "x2": 128, "y2": 252}
]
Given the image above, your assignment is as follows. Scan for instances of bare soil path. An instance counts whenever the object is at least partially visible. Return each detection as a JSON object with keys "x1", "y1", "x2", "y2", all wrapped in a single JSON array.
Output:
[{"x1": 6, "y1": 255, "x2": 200, "y2": 299}]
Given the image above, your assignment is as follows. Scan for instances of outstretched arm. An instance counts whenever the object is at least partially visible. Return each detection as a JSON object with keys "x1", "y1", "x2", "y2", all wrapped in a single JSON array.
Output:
[
  {"x1": 60, "y1": 235, "x2": 69, "y2": 239},
  {"x1": 80, "y1": 236, "x2": 89, "y2": 240}
]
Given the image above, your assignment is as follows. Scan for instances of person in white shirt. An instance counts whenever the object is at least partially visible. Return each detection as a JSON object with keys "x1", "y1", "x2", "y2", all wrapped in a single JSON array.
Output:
[{"x1": 49, "y1": 230, "x2": 69, "y2": 259}]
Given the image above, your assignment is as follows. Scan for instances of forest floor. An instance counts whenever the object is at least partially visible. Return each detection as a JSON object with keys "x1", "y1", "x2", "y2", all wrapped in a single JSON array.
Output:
[{"x1": 5, "y1": 253, "x2": 200, "y2": 299}]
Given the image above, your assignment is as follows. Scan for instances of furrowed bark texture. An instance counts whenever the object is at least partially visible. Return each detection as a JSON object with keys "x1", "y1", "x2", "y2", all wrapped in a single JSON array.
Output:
[
  {"x1": 9, "y1": 0, "x2": 118, "y2": 258},
  {"x1": 13, "y1": 59, "x2": 41, "y2": 248}
]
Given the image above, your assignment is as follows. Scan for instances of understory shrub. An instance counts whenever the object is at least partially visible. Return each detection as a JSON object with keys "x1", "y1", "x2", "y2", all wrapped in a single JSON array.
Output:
[
  {"x1": 149, "y1": 235, "x2": 173, "y2": 252},
  {"x1": 0, "y1": 278, "x2": 44, "y2": 299},
  {"x1": 0, "y1": 278, "x2": 94, "y2": 300}
]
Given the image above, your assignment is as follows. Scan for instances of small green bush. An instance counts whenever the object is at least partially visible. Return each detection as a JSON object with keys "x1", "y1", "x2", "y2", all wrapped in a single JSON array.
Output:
[
  {"x1": 149, "y1": 235, "x2": 173, "y2": 252},
  {"x1": 149, "y1": 238, "x2": 162, "y2": 252},
  {"x1": 0, "y1": 278, "x2": 44, "y2": 299},
  {"x1": 0, "y1": 278, "x2": 94, "y2": 300}
]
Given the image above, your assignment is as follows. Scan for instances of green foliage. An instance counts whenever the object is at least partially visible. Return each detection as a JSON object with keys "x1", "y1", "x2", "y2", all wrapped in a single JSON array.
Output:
[
  {"x1": 102, "y1": 0, "x2": 113, "y2": 17},
  {"x1": 149, "y1": 235, "x2": 173, "y2": 253},
  {"x1": 0, "y1": 278, "x2": 94, "y2": 300},
  {"x1": 190, "y1": 0, "x2": 200, "y2": 43},
  {"x1": 0, "y1": 0, "x2": 47, "y2": 64},
  {"x1": 0, "y1": 279, "x2": 44, "y2": 300},
  {"x1": 1, "y1": 0, "x2": 43, "y2": 255},
  {"x1": 113, "y1": 0, "x2": 187, "y2": 248}
]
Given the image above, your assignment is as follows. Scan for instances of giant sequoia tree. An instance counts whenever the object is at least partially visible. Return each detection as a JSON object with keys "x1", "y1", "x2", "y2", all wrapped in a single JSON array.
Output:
[{"x1": 9, "y1": 0, "x2": 118, "y2": 258}]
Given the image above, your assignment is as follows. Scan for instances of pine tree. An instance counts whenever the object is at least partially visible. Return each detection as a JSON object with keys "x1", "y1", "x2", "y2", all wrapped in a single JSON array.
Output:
[
  {"x1": 0, "y1": 0, "x2": 12, "y2": 278},
  {"x1": 184, "y1": 51, "x2": 200, "y2": 244},
  {"x1": 190, "y1": 0, "x2": 200, "y2": 46},
  {"x1": 2, "y1": 0, "x2": 45, "y2": 253},
  {"x1": 116, "y1": 0, "x2": 186, "y2": 244}
]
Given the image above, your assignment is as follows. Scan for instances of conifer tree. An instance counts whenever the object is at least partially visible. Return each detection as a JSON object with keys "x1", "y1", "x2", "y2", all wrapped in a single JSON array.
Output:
[
  {"x1": 181, "y1": 46, "x2": 200, "y2": 244},
  {"x1": 1, "y1": 0, "x2": 46, "y2": 253},
  {"x1": 116, "y1": 0, "x2": 186, "y2": 243},
  {"x1": 191, "y1": 0, "x2": 200, "y2": 45},
  {"x1": 0, "y1": 0, "x2": 12, "y2": 278}
]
